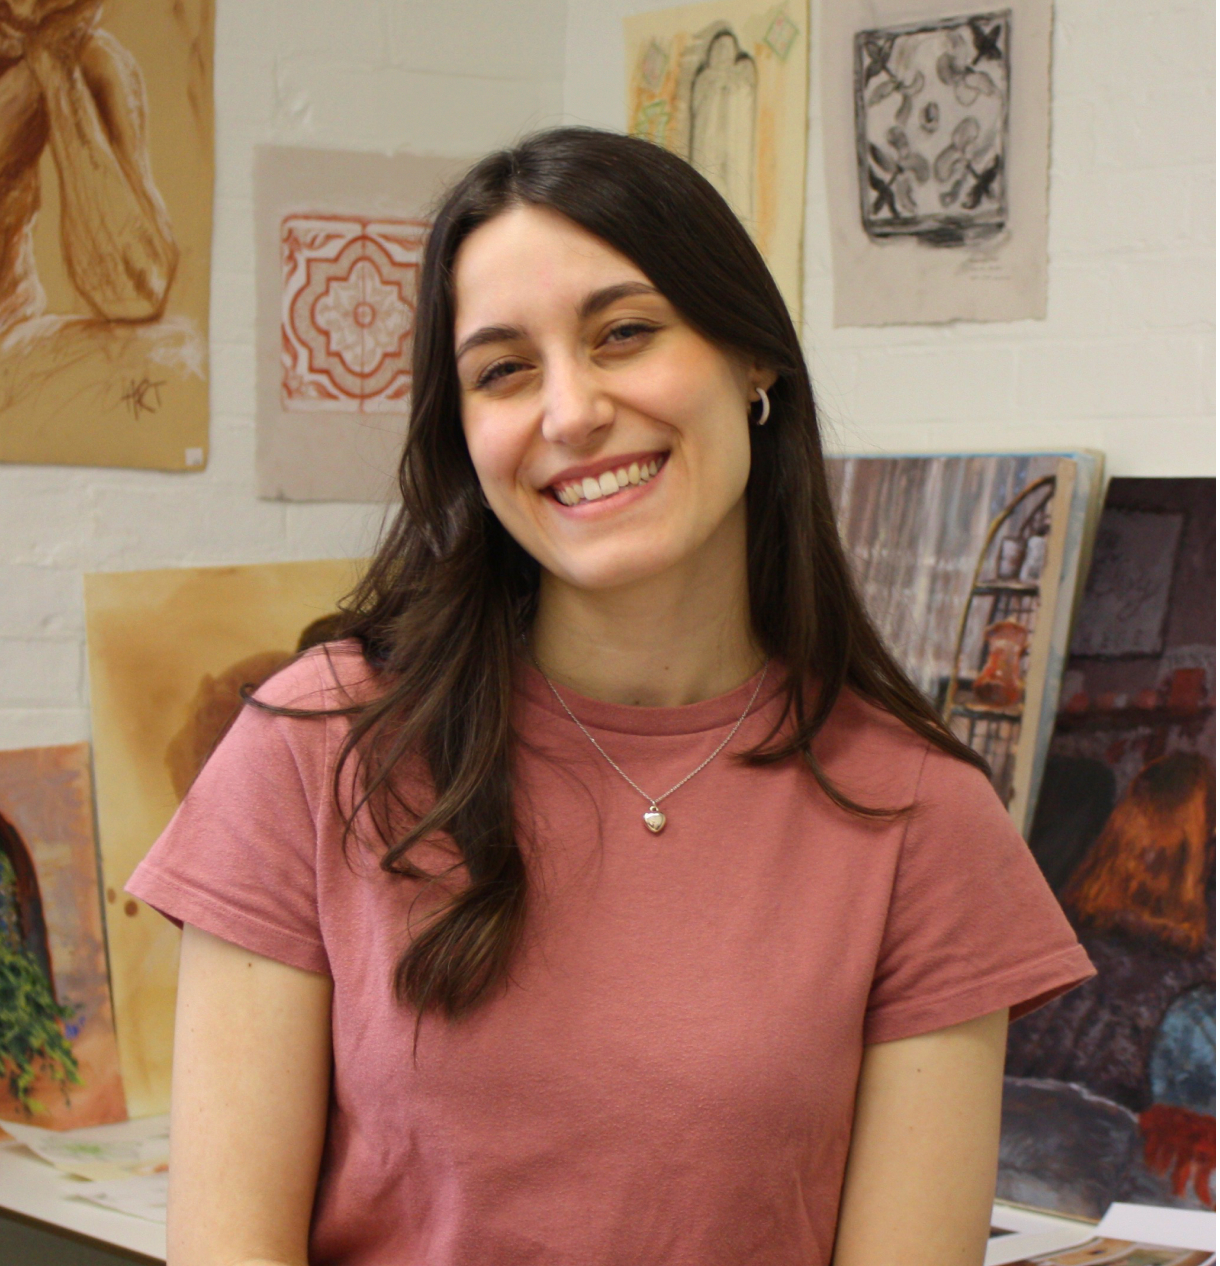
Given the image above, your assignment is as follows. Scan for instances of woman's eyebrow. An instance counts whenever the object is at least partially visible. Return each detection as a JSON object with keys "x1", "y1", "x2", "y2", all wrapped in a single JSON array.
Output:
[
  {"x1": 577, "y1": 281, "x2": 660, "y2": 320},
  {"x1": 454, "y1": 283, "x2": 659, "y2": 362},
  {"x1": 455, "y1": 323, "x2": 525, "y2": 362}
]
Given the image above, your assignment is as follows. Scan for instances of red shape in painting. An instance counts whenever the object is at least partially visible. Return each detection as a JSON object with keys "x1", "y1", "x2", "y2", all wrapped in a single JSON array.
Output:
[{"x1": 281, "y1": 214, "x2": 428, "y2": 413}]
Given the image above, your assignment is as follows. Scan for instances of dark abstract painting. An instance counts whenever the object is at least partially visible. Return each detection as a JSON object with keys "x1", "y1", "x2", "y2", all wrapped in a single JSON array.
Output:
[{"x1": 1000, "y1": 478, "x2": 1216, "y2": 1217}]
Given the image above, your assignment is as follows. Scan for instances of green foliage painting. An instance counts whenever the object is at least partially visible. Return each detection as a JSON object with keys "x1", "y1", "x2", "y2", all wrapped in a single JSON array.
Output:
[{"x1": 0, "y1": 852, "x2": 80, "y2": 1113}]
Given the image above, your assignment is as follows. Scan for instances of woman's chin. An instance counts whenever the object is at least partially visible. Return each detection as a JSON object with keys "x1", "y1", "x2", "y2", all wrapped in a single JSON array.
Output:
[{"x1": 540, "y1": 542, "x2": 684, "y2": 596}]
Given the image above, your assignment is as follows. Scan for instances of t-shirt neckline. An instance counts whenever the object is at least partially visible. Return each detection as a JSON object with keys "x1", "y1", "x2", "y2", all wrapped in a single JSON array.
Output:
[{"x1": 514, "y1": 657, "x2": 780, "y2": 737}]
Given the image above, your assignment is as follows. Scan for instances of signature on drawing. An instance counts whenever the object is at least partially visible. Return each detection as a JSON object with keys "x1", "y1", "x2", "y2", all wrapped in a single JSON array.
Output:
[{"x1": 121, "y1": 377, "x2": 165, "y2": 420}]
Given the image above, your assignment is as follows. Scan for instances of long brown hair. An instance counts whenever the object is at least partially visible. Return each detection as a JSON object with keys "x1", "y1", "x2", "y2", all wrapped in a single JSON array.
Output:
[
  {"x1": 265, "y1": 127, "x2": 987, "y2": 1019},
  {"x1": 1062, "y1": 753, "x2": 1214, "y2": 955}
]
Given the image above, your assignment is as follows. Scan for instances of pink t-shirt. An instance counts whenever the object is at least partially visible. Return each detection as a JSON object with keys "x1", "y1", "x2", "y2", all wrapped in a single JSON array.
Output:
[{"x1": 128, "y1": 642, "x2": 1092, "y2": 1265}]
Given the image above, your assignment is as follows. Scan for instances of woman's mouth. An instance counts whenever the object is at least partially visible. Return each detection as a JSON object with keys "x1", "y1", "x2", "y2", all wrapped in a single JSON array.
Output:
[{"x1": 551, "y1": 455, "x2": 666, "y2": 507}]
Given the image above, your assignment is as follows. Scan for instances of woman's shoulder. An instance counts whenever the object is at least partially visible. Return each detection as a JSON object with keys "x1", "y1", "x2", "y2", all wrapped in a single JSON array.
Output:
[
  {"x1": 820, "y1": 685, "x2": 995, "y2": 813},
  {"x1": 251, "y1": 638, "x2": 382, "y2": 713}
]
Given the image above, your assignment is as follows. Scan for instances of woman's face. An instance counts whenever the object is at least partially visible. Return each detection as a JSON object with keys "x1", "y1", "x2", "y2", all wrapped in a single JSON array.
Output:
[{"x1": 453, "y1": 204, "x2": 769, "y2": 594}]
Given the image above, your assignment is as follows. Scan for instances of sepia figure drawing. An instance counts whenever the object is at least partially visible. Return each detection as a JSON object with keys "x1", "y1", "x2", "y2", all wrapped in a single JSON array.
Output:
[
  {"x1": 0, "y1": 0, "x2": 212, "y2": 471},
  {"x1": 854, "y1": 11, "x2": 1009, "y2": 246},
  {"x1": 689, "y1": 27, "x2": 756, "y2": 218},
  {"x1": 1003, "y1": 478, "x2": 1216, "y2": 1218},
  {"x1": 281, "y1": 214, "x2": 425, "y2": 414},
  {"x1": 0, "y1": 0, "x2": 177, "y2": 333}
]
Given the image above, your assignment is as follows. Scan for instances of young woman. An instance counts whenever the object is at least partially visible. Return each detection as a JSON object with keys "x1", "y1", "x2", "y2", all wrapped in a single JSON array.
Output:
[{"x1": 129, "y1": 128, "x2": 1093, "y2": 1266}]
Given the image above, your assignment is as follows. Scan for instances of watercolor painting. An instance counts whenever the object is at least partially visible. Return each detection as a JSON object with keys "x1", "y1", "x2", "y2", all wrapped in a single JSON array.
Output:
[
  {"x1": 625, "y1": 0, "x2": 807, "y2": 321},
  {"x1": 0, "y1": 743, "x2": 126, "y2": 1129},
  {"x1": 84, "y1": 559, "x2": 357, "y2": 1115},
  {"x1": 1002, "y1": 478, "x2": 1216, "y2": 1218},
  {"x1": 0, "y1": 0, "x2": 213, "y2": 471},
  {"x1": 255, "y1": 146, "x2": 467, "y2": 502}
]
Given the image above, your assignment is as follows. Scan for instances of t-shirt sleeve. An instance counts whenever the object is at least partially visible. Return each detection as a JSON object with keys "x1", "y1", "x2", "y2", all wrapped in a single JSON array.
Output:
[
  {"x1": 863, "y1": 745, "x2": 1095, "y2": 1045},
  {"x1": 125, "y1": 655, "x2": 333, "y2": 976}
]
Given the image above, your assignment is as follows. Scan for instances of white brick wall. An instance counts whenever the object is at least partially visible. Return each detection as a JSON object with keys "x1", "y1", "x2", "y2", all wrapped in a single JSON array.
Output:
[
  {"x1": 0, "y1": 0, "x2": 1213, "y2": 749},
  {"x1": 0, "y1": 0, "x2": 566, "y2": 750},
  {"x1": 563, "y1": 0, "x2": 1216, "y2": 475}
]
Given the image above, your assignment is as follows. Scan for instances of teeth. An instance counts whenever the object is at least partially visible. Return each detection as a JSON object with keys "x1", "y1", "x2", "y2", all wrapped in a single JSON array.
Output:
[{"x1": 556, "y1": 457, "x2": 664, "y2": 506}]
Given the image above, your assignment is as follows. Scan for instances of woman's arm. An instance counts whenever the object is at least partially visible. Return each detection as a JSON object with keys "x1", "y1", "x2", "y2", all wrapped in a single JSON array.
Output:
[
  {"x1": 832, "y1": 1008, "x2": 1008, "y2": 1266},
  {"x1": 168, "y1": 924, "x2": 333, "y2": 1266}
]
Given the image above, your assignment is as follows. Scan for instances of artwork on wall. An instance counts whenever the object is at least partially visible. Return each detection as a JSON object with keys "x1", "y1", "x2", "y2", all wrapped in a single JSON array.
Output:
[
  {"x1": 820, "y1": 0, "x2": 1051, "y2": 325},
  {"x1": 826, "y1": 452, "x2": 1104, "y2": 834},
  {"x1": 84, "y1": 559, "x2": 358, "y2": 1115},
  {"x1": 0, "y1": 0, "x2": 213, "y2": 470},
  {"x1": 624, "y1": 0, "x2": 808, "y2": 323},
  {"x1": 1001, "y1": 478, "x2": 1216, "y2": 1219},
  {"x1": 0, "y1": 744, "x2": 126, "y2": 1129},
  {"x1": 255, "y1": 147, "x2": 468, "y2": 503}
]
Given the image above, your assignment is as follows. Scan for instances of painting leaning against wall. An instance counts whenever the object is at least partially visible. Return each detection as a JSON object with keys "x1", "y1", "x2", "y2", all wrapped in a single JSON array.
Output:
[
  {"x1": 1001, "y1": 478, "x2": 1216, "y2": 1219},
  {"x1": 826, "y1": 452, "x2": 1103, "y2": 835},
  {"x1": 0, "y1": 744, "x2": 126, "y2": 1130},
  {"x1": 85, "y1": 559, "x2": 358, "y2": 1117}
]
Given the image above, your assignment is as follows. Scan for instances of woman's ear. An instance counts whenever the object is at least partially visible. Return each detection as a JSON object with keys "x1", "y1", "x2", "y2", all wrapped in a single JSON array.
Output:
[{"x1": 751, "y1": 365, "x2": 779, "y2": 393}]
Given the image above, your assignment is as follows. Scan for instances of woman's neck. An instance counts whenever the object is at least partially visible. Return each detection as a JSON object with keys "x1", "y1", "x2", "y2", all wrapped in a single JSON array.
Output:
[{"x1": 529, "y1": 521, "x2": 762, "y2": 708}]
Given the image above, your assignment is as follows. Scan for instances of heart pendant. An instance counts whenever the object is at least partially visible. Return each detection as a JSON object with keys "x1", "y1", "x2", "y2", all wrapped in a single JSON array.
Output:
[{"x1": 643, "y1": 807, "x2": 667, "y2": 834}]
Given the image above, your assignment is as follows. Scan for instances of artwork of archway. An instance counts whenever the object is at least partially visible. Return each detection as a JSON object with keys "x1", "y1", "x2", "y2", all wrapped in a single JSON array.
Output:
[{"x1": 0, "y1": 813, "x2": 54, "y2": 994}]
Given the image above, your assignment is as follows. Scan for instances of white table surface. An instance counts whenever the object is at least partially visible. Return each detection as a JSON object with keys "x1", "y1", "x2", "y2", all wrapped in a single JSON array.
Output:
[{"x1": 0, "y1": 1139, "x2": 165, "y2": 1260}]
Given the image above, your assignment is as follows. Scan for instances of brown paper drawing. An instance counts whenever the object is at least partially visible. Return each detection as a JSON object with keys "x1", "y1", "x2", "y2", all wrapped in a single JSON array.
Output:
[
  {"x1": 821, "y1": 0, "x2": 1051, "y2": 325},
  {"x1": 624, "y1": 0, "x2": 808, "y2": 323},
  {"x1": 256, "y1": 147, "x2": 469, "y2": 503},
  {"x1": 0, "y1": 743, "x2": 126, "y2": 1129},
  {"x1": 0, "y1": 0, "x2": 213, "y2": 470},
  {"x1": 84, "y1": 559, "x2": 358, "y2": 1115}
]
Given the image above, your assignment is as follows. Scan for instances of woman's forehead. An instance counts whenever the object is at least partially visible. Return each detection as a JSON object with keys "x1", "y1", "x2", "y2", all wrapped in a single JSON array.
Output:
[{"x1": 452, "y1": 206, "x2": 650, "y2": 324}]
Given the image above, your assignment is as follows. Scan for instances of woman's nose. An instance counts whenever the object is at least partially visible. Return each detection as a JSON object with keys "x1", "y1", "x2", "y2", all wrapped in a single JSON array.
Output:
[{"x1": 540, "y1": 358, "x2": 613, "y2": 448}]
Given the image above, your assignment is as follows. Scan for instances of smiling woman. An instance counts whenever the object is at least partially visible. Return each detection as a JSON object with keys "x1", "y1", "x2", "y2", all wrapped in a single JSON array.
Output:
[{"x1": 126, "y1": 128, "x2": 1093, "y2": 1266}]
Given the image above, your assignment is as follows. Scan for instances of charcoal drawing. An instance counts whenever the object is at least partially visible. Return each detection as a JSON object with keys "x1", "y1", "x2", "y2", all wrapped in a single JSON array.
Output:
[{"x1": 855, "y1": 11, "x2": 1009, "y2": 247}]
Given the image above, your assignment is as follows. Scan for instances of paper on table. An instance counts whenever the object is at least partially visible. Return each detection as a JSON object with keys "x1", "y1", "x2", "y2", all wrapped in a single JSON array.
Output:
[
  {"x1": 0, "y1": 1114, "x2": 169, "y2": 1182},
  {"x1": 70, "y1": 1171, "x2": 169, "y2": 1224},
  {"x1": 1095, "y1": 1205, "x2": 1216, "y2": 1253}
]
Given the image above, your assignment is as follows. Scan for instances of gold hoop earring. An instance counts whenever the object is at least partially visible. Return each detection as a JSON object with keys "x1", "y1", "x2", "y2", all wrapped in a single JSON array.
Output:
[{"x1": 751, "y1": 386, "x2": 771, "y2": 426}]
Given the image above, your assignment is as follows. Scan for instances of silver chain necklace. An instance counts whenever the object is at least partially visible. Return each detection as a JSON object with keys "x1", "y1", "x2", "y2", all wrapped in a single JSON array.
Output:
[{"x1": 533, "y1": 656, "x2": 770, "y2": 834}]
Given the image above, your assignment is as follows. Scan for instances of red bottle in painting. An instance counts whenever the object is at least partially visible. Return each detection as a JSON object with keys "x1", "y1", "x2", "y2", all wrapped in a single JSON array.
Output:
[{"x1": 973, "y1": 620, "x2": 1029, "y2": 707}]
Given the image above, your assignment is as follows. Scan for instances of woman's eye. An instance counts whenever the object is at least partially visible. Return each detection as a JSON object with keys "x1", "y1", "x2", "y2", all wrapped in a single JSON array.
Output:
[
  {"x1": 604, "y1": 321, "x2": 657, "y2": 345},
  {"x1": 474, "y1": 359, "x2": 525, "y2": 389}
]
